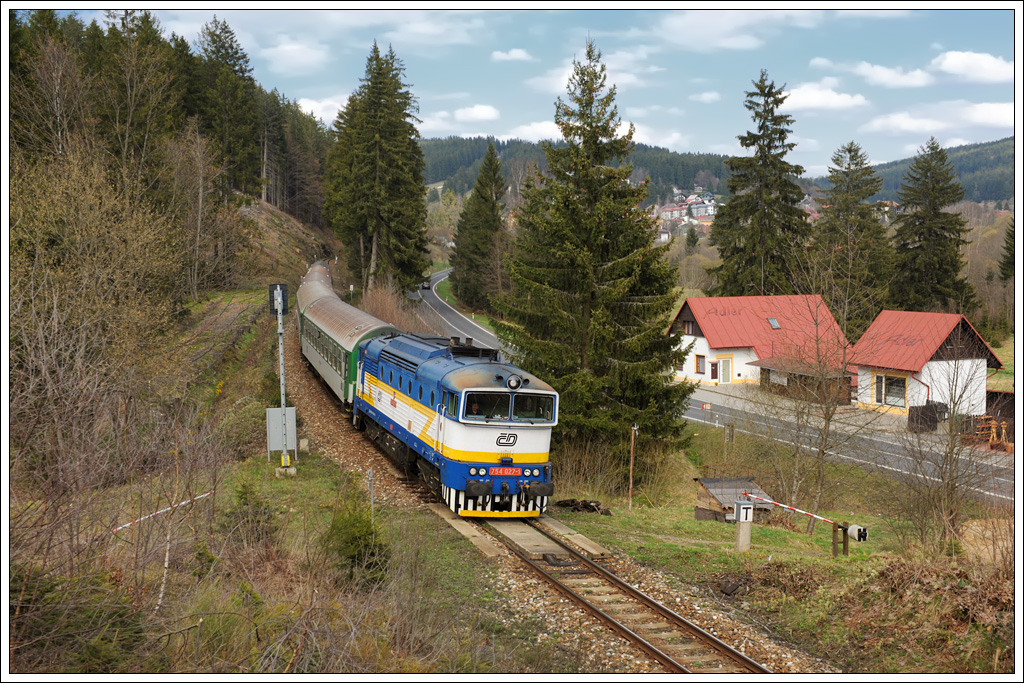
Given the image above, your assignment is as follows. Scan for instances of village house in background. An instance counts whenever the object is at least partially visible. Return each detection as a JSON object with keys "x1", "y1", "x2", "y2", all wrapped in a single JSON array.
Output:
[
  {"x1": 669, "y1": 295, "x2": 852, "y2": 401},
  {"x1": 850, "y1": 310, "x2": 1002, "y2": 417}
]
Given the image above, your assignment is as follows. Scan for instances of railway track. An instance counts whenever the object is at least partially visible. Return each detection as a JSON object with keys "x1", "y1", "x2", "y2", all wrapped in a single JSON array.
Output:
[{"x1": 494, "y1": 520, "x2": 771, "y2": 674}]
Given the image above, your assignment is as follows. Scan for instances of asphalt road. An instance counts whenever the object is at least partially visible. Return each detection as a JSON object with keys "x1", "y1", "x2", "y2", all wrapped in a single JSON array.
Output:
[
  {"x1": 686, "y1": 386, "x2": 1014, "y2": 507},
  {"x1": 415, "y1": 268, "x2": 502, "y2": 351}
]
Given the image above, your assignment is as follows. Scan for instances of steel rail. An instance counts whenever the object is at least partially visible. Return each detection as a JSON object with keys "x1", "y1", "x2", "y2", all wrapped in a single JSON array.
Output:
[
  {"x1": 525, "y1": 520, "x2": 772, "y2": 674},
  {"x1": 496, "y1": 529, "x2": 689, "y2": 673}
]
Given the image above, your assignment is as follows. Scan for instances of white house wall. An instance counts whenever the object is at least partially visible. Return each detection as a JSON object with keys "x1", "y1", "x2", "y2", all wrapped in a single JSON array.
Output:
[
  {"x1": 856, "y1": 359, "x2": 988, "y2": 415},
  {"x1": 674, "y1": 335, "x2": 759, "y2": 385},
  {"x1": 920, "y1": 359, "x2": 988, "y2": 415}
]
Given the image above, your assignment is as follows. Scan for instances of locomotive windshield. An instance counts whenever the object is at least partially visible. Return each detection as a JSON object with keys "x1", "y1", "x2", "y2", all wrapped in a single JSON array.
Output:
[
  {"x1": 464, "y1": 392, "x2": 509, "y2": 420},
  {"x1": 463, "y1": 392, "x2": 554, "y2": 423}
]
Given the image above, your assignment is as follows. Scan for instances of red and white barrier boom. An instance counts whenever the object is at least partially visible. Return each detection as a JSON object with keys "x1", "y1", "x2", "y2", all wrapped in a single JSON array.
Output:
[{"x1": 741, "y1": 492, "x2": 868, "y2": 545}]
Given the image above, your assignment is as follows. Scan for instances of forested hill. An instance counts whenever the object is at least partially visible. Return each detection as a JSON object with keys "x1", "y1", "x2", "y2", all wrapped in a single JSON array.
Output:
[
  {"x1": 426, "y1": 136, "x2": 1014, "y2": 205},
  {"x1": 812, "y1": 137, "x2": 1014, "y2": 203},
  {"x1": 421, "y1": 137, "x2": 731, "y2": 206}
]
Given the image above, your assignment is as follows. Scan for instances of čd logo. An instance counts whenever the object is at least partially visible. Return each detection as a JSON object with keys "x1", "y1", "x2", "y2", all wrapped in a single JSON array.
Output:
[{"x1": 496, "y1": 433, "x2": 517, "y2": 447}]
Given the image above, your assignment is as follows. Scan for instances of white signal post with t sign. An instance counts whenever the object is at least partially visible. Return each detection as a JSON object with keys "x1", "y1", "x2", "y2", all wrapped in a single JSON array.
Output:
[{"x1": 266, "y1": 284, "x2": 297, "y2": 475}]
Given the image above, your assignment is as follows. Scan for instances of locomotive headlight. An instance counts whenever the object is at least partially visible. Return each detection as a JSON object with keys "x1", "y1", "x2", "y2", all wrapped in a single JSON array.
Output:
[
  {"x1": 469, "y1": 467, "x2": 478, "y2": 476},
  {"x1": 506, "y1": 374, "x2": 522, "y2": 390}
]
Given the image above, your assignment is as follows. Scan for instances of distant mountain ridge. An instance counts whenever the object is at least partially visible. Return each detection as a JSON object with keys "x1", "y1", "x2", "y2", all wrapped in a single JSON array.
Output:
[
  {"x1": 421, "y1": 137, "x2": 730, "y2": 206},
  {"x1": 811, "y1": 137, "x2": 1014, "y2": 203},
  {"x1": 423, "y1": 136, "x2": 1014, "y2": 204}
]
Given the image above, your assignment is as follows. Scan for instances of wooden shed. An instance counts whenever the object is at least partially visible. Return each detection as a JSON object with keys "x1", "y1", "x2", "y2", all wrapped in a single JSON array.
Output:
[{"x1": 694, "y1": 478, "x2": 773, "y2": 522}]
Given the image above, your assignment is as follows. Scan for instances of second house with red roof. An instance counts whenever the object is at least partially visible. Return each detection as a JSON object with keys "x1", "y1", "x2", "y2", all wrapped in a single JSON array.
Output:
[{"x1": 849, "y1": 310, "x2": 1002, "y2": 416}]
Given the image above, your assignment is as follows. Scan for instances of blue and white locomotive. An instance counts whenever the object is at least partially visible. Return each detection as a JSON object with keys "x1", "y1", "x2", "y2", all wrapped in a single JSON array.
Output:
[{"x1": 297, "y1": 261, "x2": 558, "y2": 517}]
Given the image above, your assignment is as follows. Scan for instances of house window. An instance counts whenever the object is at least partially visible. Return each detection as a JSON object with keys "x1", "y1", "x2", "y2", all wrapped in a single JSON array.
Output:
[
  {"x1": 695, "y1": 355, "x2": 706, "y2": 374},
  {"x1": 874, "y1": 374, "x2": 906, "y2": 408},
  {"x1": 681, "y1": 320, "x2": 695, "y2": 335}
]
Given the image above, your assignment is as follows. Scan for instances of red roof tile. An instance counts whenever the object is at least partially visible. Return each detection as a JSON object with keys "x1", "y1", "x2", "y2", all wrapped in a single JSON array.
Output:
[
  {"x1": 680, "y1": 295, "x2": 850, "y2": 368},
  {"x1": 851, "y1": 310, "x2": 1002, "y2": 373}
]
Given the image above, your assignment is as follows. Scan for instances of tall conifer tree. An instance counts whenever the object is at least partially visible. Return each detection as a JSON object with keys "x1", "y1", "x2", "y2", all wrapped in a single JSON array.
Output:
[
  {"x1": 708, "y1": 70, "x2": 808, "y2": 296},
  {"x1": 326, "y1": 43, "x2": 429, "y2": 290},
  {"x1": 494, "y1": 42, "x2": 692, "y2": 447},
  {"x1": 810, "y1": 141, "x2": 891, "y2": 341},
  {"x1": 451, "y1": 142, "x2": 505, "y2": 310},
  {"x1": 889, "y1": 137, "x2": 977, "y2": 312}
]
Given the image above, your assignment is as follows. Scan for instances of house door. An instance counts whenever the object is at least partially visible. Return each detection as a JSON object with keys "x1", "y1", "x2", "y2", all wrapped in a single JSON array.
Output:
[
  {"x1": 720, "y1": 359, "x2": 732, "y2": 384},
  {"x1": 710, "y1": 362, "x2": 718, "y2": 381}
]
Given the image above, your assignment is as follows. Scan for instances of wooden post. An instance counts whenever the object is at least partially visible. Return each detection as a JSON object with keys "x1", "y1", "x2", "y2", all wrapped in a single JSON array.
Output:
[
  {"x1": 832, "y1": 522, "x2": 839, "y2": 558},
  {"x1": 628, "y1": 425, "x2": 637, "y2": 511},
  {"x1": 842, "y1": 521, "x2": 850, "y2": 557}
]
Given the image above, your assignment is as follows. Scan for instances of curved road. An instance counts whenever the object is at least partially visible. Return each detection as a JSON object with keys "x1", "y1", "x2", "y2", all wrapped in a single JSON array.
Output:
[{"x1": 416, "y1": 268, "x2": 501, "y2": 351}]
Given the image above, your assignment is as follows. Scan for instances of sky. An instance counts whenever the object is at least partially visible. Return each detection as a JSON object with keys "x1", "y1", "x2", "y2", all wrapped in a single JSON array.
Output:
[{"x1": 46, "y1": 7, "x2": 1024, "y2": 177}]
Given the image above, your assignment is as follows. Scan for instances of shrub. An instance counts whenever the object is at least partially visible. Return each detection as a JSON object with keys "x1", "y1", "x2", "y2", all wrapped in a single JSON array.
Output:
[{"x1": 319, "y1": 497, "x2": 389, "y2": 586}]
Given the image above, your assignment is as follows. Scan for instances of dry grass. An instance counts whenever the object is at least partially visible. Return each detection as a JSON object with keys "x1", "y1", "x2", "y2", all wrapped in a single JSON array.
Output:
[{"x1": 361, "y1": 279, "x2": 446, "y2": 335}]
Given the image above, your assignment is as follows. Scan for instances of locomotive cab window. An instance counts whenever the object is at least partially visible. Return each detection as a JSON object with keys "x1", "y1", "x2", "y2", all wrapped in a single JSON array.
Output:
[
  {"x1": 512, "y1": 394, "x2": 555, "y2": 422},
  {"x1": 464, "y1": 392, "x2": 510, "y2": 421},
  {"x1": 445, "y1": 391, "x2": 459, "y2": 417}
]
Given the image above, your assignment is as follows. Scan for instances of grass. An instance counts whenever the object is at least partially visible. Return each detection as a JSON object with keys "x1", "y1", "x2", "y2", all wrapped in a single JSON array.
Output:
[{"x1": 987, "y1": 333, "x2": 1014, "y2": 391}]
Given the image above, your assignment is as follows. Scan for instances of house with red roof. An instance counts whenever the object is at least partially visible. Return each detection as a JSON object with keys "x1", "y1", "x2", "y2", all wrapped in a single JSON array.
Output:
[
  {"x1": 669, "y1": 296, "x2": 852, "y2": 397},
  {"x1": 850, "y1": 311, "x2": 1002, "y2": 416}
]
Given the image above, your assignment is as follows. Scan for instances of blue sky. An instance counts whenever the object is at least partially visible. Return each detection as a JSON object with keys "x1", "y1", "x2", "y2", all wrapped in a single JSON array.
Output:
[{"x1": 68, "y1": 8, "x2": 1019, "y2": 177}]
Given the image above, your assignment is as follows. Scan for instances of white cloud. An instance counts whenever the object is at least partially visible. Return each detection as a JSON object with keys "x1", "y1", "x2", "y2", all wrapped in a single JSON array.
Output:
[
  {"x1": 261, "y1": 39, "x2": 330, "y2": 74},
  {"x1": 689, "y1": 91, "x2": 721, "y2": 104},
  {"x1": 930, "y1": 51, "x2": 1014, "y2": 83},
  {"x1": 956, "y1": 102, "x2": 1014, "y2": 128},
  {"x1": 861, "y1": 112, "x2": 950, "y2": 134},
  {"x1": 943, "y1": 138, "x2": 973, "y2": 149},
  {"x1": 526, "y1": 64, "x2": 575, "y2": 95},
  {"x1": 454, "y1": 105, "x2": 500, "y2": 122},
  {"x1": 655, "y1": 9, "x2": 825, "y2": 52},
  {"x1": 629, "y1": 122, "x2": 691, "y2": 153},
  {"x1": 298, "y1": 95, "x2": 349, "y2": 124},
  {"x1": 492, "y1": 48, "x2": 535, "y2": 62},
  {"x1": 504, "y1": 120, "x2": 563, "y2": 142},
  {"x1": 862, "y1": 100, "x2": 1013, "y2": 136},
  {"x1": 811, "y1": 57, "x2": 933, "y2": 87},
  {"x1": 782, "y1": 79, "x2": 869, "y2": 111},
  {"x1": 418, "y1": 111, "x2": 458, "y2": 134}
]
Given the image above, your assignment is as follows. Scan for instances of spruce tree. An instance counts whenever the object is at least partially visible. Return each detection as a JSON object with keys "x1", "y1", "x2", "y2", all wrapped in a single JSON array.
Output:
[
  {"x1": 998, "y1": 217, "x2": 1014, "y2": 283},
  {"x1": 890, "y1": 137, "x2": 977, "y2": 312},
  {"x1": 708, "y1": 70, "x2": 808, "y2": 296},
  {"x1": 197, "y1": 16, "x2": 260, "y2": 198},
  {"x1": 451, "y1": 142, "x2": 505, "y2": 310},
  {"x1": 810, "y1": 141, "x2": 892, "y2": 341},
  {"x1": 493, "y1": 41, "x2": 692, "y2": 447},
  {"x1": 325, "y1": 43, "x2": 429, "y2": 291}
]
